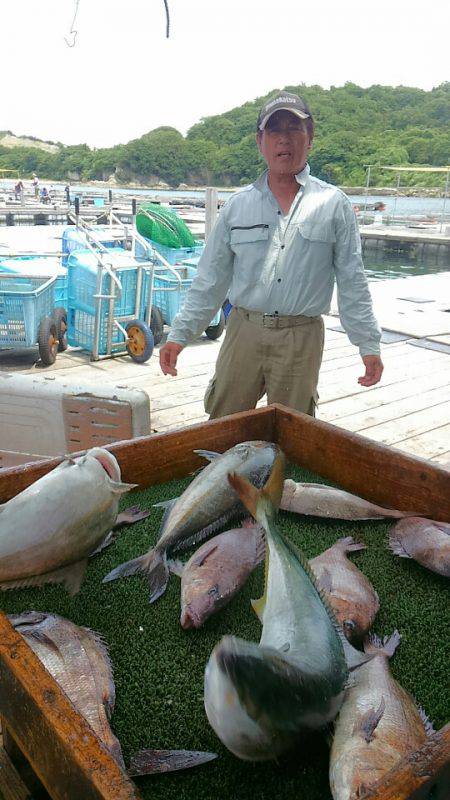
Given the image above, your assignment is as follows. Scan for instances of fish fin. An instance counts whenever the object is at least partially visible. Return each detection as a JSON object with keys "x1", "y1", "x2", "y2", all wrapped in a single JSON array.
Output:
[
  {"x1": 353, "y1": 696, "x2": 386, "y2": 743},
  {"x1": 103, "y1": 549, "x2": 169, "y2": 604},
  {"x1": 57, "y1": 457, "x2": 77, "y2": 469},
  {"x1": 364, "y1": 629, "x2": 401, "y2": 658},
  {"x1": 127, "y1": 748, "x2": 217, "y2": 776},
  {"x1": 193, "y1": 449, "x2": 220, "y2": 462},
  {"x1": 251, "y1": 534, "x2": 270, "y2": 621},
  {"x1": 191, "y1": 544, "x2": 218, "y2": 568},
  {"x1": 0, "y1": 559, "x2": 88, "y2": 596},
  {"x1": 417, "y1": 705, "x2": 435, "y2": 736},
  {"x1": 15, "y1": 626, "x2": 63, "y2": 656},
  {"x1": 254, "y1": 527, "x2": 266, "y2": 565},
  {"x1": 241, "y1": 516, "x2": 258, "y2": 528},
  {"x1": 336, "y1": 536, "x2": 367, "y2": 553},
  {"x1": 168, "y1": 558, "x2": 184, "y2": 577},
  {"x1": 173, "y1": 510, "x2": 242, "y2": 552},
  {"x1": 317, "y1": 567, "x2": 334, "y2": 594},
  {"x1": 108, "y1": 480, "x2": 138, "y2": 495},
  {"x1": 89, "y1": 531, "x2": 118, "y2": 557},
  {"x1": 228, "y1": 451, "x2": 286, "y2": 520},
  {"x1": 114, "y1": 505, "x2": 151, "y2": 528},
  {"x1": 344, "y1": 639, "x2": 375, "y2": 672},
  {"x1": 388, "y1": 533, "x2": 412, "y2": 559},
  {"x1": 153, "y1": 498, "x2": 177, "y2": 509}
]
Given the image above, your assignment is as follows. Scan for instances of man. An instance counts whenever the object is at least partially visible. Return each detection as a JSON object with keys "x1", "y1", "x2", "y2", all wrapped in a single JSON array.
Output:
[
  {"x1": 32, "y1": 173, "x2": 39, "y2": 200},
  {"x1": 160, "y1": 92, "x2": 383, "y2": 418}
]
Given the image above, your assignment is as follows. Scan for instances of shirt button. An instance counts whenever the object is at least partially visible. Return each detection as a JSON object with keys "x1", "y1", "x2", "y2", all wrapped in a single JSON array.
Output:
[
  {"x1": 277, "y1": 211, "x2": 281, "y2": 215},
  {"x1": 277, "y1": 278, "x2": 281, "y2": 283},
  {"x1": 281, "y1": 244, "x2": 285, "y2": 249}
]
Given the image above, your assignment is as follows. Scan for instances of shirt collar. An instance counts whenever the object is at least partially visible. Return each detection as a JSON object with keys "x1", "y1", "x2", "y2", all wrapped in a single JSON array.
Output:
[{"x1": 253, "y1": 163, "x2": 310, "y2": 194}]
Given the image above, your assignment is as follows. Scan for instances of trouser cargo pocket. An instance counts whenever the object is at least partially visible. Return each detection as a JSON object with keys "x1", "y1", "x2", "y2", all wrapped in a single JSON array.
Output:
[{"x1": 204, "y1": 377, "x2": 217, "y2": 414}]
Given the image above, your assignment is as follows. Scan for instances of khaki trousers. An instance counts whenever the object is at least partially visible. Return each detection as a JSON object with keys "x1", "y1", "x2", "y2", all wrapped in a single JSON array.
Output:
[{"x1": 204, "y1": 306, "x2": 325, "y2": 419}]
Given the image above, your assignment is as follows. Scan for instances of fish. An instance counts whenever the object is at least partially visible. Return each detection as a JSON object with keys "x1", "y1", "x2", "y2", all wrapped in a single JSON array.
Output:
[
  {"x1": 10, "y1": 611, "x2": 217, "y2": 776},
  {"x1": 170, "y1": 520, "x2": 265, "y2": 629},
  {"x1": 329, "y1": 630, "x2": 432, "y2": 800},
  {"x1": 103, "y1": 441, "x2": 280, "y2": 604},
  {"x1": 0, "y1": 447, "x2": 137, "y2": 594},
  {"x1": 389, "y1": 517, "x2": 450, "y2": 578},
  {"x1": 310, "y1": 537, "x2": 379, "y2": 640},
  {"x1": 204, "y1": 453, "x2": 365, "y2": 762},
  {"x1": 281, "y1": 480, "x2": 418, "y2": 520}
]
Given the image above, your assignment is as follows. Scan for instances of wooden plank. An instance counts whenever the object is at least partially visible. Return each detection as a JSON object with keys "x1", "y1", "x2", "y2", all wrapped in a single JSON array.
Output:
[
  {"x1": 329, "y1": 385, "x2": 450, "y2": 433},
  {"x1": 355, "y1": 401, "x2": 450, "y2": 445},
  {"x1": 0, "y1": 615, "x2": 139, "y2": 800},
  {"x1": 359, "y1": 723, "x2": 450, "y2": 800},
  {"x1": 321, "y1": 368, "x2": 450, "y2": 422},
  {"x1": 273, "y1": 404, "x2": 450, "y2": 520},
  {"x1": 0, "y1": 744, "x2": 31, "y2": 800},
  {"x1": 0, "y1": 407, "x2": 276, "y2": 502},
  {"x1": 391, "y1": 424, "x2": 450, "y2": 461}
]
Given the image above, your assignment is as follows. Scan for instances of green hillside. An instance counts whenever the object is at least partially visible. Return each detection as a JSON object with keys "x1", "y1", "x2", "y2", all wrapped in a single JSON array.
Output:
[{"x1": 0, "y1": 83, "x2": 448, "y2": 188}]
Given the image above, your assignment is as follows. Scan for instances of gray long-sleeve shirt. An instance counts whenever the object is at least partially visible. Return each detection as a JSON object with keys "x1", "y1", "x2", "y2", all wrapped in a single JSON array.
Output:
[{"x1": 168, "y1": 164, "x2": 381, "y2": 356}]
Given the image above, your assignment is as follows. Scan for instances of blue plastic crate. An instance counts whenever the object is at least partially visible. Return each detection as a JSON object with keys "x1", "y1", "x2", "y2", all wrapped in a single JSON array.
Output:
[
  {"x1": 67, "y1": 248, "x2": 152, "y2": 354},
  {"x1": 61, "y1": 227, "x2": 121, "y2": 266},
  {"x1": 0, "y1": 274, "x2": 56, "y2": 347},
  {"x1": 151, "y1": 265, "x2": 221, "y2": 328},
  {"x1": 136, "y1": 238, "x2": 204, "y2": 266},
  {"x1": 0, "y1": 256, "x2": 67, "y2": 312}
]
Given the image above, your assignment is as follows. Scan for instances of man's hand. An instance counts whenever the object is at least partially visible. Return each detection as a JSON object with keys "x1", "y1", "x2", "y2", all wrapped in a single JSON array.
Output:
[
  {"x1": 159, "y1": 342, "x2": 184, "y2": 376},
  {"x1": 358, "y1": 355, "x2": 383, "y2": 387}
]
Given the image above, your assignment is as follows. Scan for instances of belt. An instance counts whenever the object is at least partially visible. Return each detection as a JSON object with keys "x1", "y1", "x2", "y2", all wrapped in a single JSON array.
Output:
[{"x1": 236, "y1": 307, "x2": 319, "y2": 329}]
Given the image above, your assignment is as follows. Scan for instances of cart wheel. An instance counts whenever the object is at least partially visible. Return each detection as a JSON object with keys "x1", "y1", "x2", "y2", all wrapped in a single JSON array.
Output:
[
  {"x1": 125, "y1": 320, "x2": 154, "y2": 363},
  {"x1": 150, "y1": 306, "x2": 164, "y2": 346},
  {"x1": 53, "y1": 307, "x2": 68, "y2": 352},
  {"x1": 205, "y1": 310, "x2": 226, "y2": 340},
  {"x1": 38, "y1": 317, "x2": 59, "y2": 366}
]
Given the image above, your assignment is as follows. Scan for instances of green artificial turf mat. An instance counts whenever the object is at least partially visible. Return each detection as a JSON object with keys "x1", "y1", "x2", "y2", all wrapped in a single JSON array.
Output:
[{"x1": 0, "y1": 463, "x2": 448, "y2": 800}]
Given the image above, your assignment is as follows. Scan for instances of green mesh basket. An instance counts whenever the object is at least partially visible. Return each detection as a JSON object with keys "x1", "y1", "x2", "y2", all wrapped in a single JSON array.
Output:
[{"x1": 136, "y1": 203, "x2": 196, "y2": 249}]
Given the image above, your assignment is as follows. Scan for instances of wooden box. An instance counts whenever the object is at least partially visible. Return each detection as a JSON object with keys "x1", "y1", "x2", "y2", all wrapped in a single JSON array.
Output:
[{"x1": 0, "y1": 404, "x2": 448, "y2": 800}]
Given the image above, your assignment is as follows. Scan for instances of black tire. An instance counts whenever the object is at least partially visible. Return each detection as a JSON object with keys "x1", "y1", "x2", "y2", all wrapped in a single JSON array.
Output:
[
  {"x1": 125, "y1": 319, "x2": 154, "y2": 363},
  {"x1": 53, "y1": 306, "x2": 68, "y2": 352},
  {"x1": 205, "y1": 309, "x2": 226, "y2": 340},
  {"x1": 38, "y1": 316, "x2": 58, "y2": 366},
  {"x1": 150, "y1": 306, "x2": 164, "y2": 346}
]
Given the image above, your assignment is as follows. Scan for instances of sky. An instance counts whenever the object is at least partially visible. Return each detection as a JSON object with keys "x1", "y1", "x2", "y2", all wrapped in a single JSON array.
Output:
[{"x1": 1, "y1": 0, "x2": 449, "y2": 149}]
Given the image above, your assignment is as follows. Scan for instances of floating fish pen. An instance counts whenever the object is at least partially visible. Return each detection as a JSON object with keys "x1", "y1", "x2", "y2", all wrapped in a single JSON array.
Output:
[{"x1": 0, "y1": 405, "x2": 448, "y2": 800}]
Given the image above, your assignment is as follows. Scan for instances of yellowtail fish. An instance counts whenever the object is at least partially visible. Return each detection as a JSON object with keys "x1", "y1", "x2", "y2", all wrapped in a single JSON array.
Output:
[
  {"x1": 204, "y1": 454, "x2": 366, "y2": 761},
  {"x1": 104, "y1": 441, "x2": 280, "y2": 603}
]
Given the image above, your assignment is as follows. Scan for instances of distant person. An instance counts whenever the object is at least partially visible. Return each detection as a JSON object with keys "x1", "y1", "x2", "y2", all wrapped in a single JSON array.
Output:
[
  {"x1": 40, "y1": 187, "x2": 50, "y2": 204},
  {"x1": 14, "y1": 180, "x2": 24, "y2": 200},
  {"x1": 65, "y1": 184, "x2": 71, "y2": 204},
  {"x1": 373, "y1": 202, "x2": 386, "y2": 212},
  {"x1": 32, "y1": 173, "x2": 39, "y2": 199},
  {"x1": 159, "y1": 91, "x2": 383, "y2": 418}
]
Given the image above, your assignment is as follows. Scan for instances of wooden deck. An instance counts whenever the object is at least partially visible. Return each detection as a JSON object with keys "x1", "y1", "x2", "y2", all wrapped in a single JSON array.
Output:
[{"x1": 2, "y1": 313, "x2": 449, "y2": 465}]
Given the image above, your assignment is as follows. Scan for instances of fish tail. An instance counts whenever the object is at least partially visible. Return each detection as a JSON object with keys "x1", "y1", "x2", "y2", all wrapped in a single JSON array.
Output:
[
  {"x1": 388, "y1": 531, "x2": 412, "y2": 559},
  {"x1": 127, "y1": 748, "x2": 217, "y2": 776},
  {"x1": 228, "y1": 451, "x2": 286, "y2": 520},
  {"x1": 364, "y1": 629, "x2": 401, "y2": 658},
  {"x1": 336, "y1": 536, "x2": 366, "y2": 553},
  {"x1": 102, "y1": 548, "x2": 170, "y2": 604}
]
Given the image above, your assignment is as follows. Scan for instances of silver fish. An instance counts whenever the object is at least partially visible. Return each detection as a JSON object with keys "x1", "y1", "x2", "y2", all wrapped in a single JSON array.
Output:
[
  {"x1": 10, "y1": 611, "x2": 217, "y2": 776},
  {"x1": 390, "y1": 517, "x2": 450, "y2": 578},
  {"x1": 330, "y1": 631, "x2": 432, "y2": 800},
  {"x1": 310, "y1": 537, "x2": 379, "y2": 640},
  {"x1": 204, "y1": 455, "x2": 365, "y2": 761},
  {"x1": 281, "y1": 480, "x2": 417, "y2": 520},
  {"x1": 172, "y1": 521, "x2": 265, "y2": 629},
  {"x1": 103, "y1": 441, "x2": 280, "y2": 603},
  {"x1": 0, "y1": 448, "x2": 136, "y2": 594}
]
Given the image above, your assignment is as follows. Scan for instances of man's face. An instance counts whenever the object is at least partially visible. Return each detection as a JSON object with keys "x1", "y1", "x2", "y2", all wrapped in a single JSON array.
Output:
[{"x1": 256, "y1": 110, "x2": 312, "y2": 178}]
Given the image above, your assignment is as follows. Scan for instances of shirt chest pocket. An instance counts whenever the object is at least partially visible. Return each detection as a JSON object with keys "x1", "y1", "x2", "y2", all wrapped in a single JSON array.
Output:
[
  {"x1": 296, "y1": 220, "x2": 336, "y2": 245},
  {"x1": 230, "y1": 225, "x2": 270, "y2": 282}
]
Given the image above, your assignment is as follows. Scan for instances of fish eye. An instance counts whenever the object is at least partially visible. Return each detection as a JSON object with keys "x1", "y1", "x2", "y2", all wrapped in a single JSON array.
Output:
[{"x1": 343, "y1": 619, "x2": 356, "y2": 631}]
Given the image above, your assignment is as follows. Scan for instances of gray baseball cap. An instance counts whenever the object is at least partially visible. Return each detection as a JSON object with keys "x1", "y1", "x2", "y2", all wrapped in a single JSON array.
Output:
[{"x1": 257, "y1": 92, "x2": 312, "y2": 130}]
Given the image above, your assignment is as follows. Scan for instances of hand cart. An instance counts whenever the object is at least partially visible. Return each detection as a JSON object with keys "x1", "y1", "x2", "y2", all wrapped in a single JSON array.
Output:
[{"x1": 0, "y1": 273, "x2": 61, "y2": 366}]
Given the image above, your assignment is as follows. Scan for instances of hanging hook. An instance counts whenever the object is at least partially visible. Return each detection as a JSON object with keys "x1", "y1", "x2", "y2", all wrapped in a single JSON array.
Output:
[
  {"x1": 163, "y1": 0, "x2": 170, "y2": 38},
  {"x1": 64, "y1": 0, "x2": 80, "y2": 48}
]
